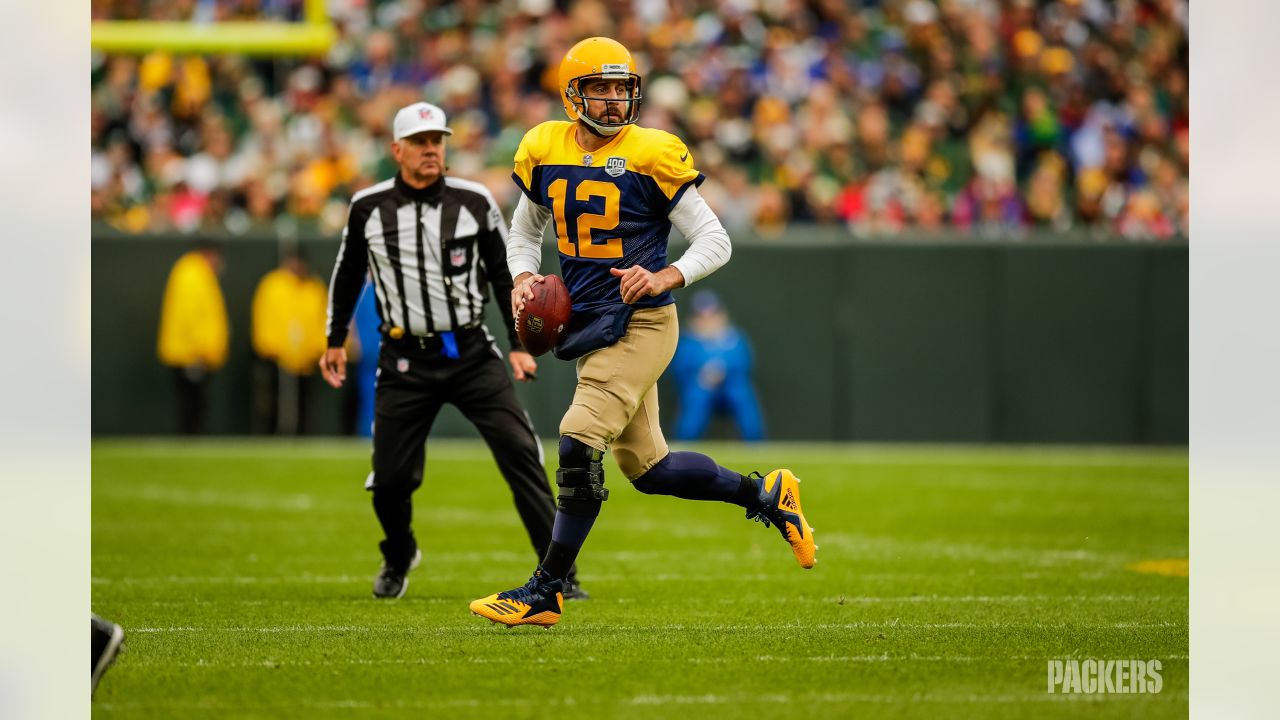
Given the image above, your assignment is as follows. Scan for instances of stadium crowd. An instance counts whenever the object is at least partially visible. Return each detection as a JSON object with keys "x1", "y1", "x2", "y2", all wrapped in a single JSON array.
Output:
[{"x1": 91, "y1": 0, "x2": 1188, "y2": 240}]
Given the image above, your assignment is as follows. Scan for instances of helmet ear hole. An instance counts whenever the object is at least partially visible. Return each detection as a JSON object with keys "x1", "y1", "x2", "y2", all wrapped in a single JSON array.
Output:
[{"x1": 565, "y1": 80, "x2": 587, "y2": 119}]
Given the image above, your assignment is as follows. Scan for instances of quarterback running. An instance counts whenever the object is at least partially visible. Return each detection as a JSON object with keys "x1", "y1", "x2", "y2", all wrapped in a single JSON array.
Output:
[{"x1": 469, "y1": 37, "x2": 817, "y2": 628}]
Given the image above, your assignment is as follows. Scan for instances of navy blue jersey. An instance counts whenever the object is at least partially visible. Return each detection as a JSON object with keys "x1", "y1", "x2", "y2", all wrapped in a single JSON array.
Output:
[{"x1": 512, "y1": 121, "x2": 705, "y2": 313}]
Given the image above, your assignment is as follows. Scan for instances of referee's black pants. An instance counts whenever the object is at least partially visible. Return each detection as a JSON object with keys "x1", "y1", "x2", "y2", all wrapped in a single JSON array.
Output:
[{"x1": 367, "y1": 327, "x2": 573, "y2": 582}]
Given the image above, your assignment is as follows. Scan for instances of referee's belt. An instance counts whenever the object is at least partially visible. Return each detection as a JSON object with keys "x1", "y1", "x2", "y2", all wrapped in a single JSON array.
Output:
[{"x1": 381, "y1": 320, "x2": 484, "y2": 346}]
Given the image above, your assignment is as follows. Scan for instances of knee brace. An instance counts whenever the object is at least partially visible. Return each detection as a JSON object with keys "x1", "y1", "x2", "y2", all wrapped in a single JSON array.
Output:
[{"x1": 556, "y1": 436, "x2": 608, "y2": 517}]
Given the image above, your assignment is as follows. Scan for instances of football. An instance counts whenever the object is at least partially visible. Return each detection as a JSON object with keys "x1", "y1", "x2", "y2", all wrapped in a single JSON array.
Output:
[{"x1": 517, "y1": 275, "x2": 572, "y2": 356}]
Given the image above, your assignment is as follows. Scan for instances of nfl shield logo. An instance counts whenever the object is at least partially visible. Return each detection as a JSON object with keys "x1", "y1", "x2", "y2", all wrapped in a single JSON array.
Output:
[
  {"x1": 396, "y1": 358, "x2": 410, "y2": 373},
  {"x1": 606, "y1": 156, "x2": 626, "y2": 177},
  {"x1": 450, "y1": 247, "x2": 466, "y2": 267},
  {"x1": 582, "y1": 154, "x2": 593, "y2": 166}
]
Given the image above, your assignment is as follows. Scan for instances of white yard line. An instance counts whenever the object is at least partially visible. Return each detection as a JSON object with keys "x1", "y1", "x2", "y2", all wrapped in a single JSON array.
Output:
[
  {"x1": 812, "y1": 594, "x2": 1171, "y2": 603},
  {"x1": 625, "y1": 689, "x2": 1187, "y2": 705},
  {"x1": 126, "y1": 620, "x2": 1183, "y2": 634},
  {"x1": 93, "y1": 438, "x2": 1187, "y2": 468},
  {"x1": 120, "y1": 652, "x2": 1190, "y2": 669},
  {"x1": 97, "y1": 687, "x2": 1188, "y2": 712},
  {"x1": 94, "y1": 484, "x2": 317, "y2": 512},
  {"x1": 120, "y1": 593, "x2": 1173, "y2": 606}
]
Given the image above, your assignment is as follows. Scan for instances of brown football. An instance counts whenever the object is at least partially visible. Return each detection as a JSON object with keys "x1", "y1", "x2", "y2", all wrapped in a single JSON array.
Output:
[{"x1": 517, "y1": 275, "x2": 572, "y2": 357}]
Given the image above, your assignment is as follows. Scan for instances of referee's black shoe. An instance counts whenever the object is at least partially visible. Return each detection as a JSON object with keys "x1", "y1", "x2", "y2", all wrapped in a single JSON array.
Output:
[
  {"x1": 373, "y1": 548, "x2": 422, "y2": 599},
  {"x1": 91, "y1": 614, "x2": 125, "y2": 696},
  {"x1": 562, "y1": 576, "x2": 590, "y2": 601}
]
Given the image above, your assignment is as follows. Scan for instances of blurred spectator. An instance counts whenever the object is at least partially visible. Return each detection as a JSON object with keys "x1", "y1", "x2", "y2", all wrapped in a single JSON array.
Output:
[
  {"x1": 1024, "y1": 153, "x2": 1071, "y2": 231},
  {"x1": 156, "y1": 241, "x2": 228, "y2": 434},
  {"x1": 250, "y1": 249, "x2": 328, "y2": 435},
  {"x1": 92, "y1": 0, "x2": 1188, "y2": 239},
  {"x1": 671, "y1": 291, "x2": 765, "y2": 443}
]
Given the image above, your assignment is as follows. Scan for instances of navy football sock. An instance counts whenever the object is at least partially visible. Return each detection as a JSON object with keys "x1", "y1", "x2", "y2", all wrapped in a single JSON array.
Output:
[
  {"x1": 542, "y1": 511, "x2": 596, "y2": 580},
  {"x1": 550, "y1": 509, "x2": 596, "y2": 547},
  {"x1": 632, "y1": 451, "x2": 751, "y2": 505},
  {"x1": 541, "y1": 541, "x2": 580, "y2": 581},
  {"x1": 733, "y1": 474, "x2": 762, "y2": 508}
]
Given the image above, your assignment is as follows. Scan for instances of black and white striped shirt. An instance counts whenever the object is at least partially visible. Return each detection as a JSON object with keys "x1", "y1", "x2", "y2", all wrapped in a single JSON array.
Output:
[{"x1": 326, "y1": 173, "x2": 521, "y2": 350}]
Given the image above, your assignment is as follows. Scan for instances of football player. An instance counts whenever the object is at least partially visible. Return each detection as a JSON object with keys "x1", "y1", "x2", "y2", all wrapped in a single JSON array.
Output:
[{"x1": 469, "y1": 37, "x2": 817, "y2": 628}]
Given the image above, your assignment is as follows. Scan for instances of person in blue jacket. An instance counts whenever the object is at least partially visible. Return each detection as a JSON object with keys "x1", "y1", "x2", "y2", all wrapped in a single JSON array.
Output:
[
  {"x1": 351, "y1": 280, "x2": 382, "y2": 438},
  {"x1": 671, "y1": 290, "x2": 765, "y2": 442}
]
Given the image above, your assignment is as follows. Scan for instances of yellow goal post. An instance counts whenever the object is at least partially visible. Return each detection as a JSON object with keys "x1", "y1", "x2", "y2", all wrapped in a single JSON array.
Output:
[{"x1": 91, "y1": 0, "x2": 336, "y2": 56}]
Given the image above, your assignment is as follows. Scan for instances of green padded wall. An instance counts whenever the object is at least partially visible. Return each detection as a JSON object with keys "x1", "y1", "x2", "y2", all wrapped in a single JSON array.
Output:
[{"x1": 91, "y1": 232, "x2": 1187, "y2": 444}]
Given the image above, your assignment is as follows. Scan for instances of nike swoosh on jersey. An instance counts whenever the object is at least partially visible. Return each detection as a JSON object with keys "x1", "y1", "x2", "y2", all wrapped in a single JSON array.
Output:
[{"x1": 680, "y1": 152, "x2": 689, "y2": 162}]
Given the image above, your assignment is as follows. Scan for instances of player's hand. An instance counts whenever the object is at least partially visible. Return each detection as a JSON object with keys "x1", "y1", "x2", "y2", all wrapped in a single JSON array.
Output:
[
  {"x1": 610, "y1": 265, "x2": 684, "y2": 304},
  {"x1": 319, "y1": 347, "x2": 348, "y2": 388},
  {"x1": 509, "y1": 350, "x2": 538, "y2": 382},
  {"x1": 511, "y1": 272, "x2": 545, "y2": 319}
]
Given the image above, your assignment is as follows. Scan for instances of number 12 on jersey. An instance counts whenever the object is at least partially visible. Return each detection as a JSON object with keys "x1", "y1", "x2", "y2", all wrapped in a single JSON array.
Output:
[{"x1": 548, "y1": 178, "x2": 623, "y2": 259}]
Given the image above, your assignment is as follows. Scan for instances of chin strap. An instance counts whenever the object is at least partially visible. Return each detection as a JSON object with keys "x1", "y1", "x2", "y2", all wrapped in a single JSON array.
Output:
[{"x1": 579, "y1": 115, "x2": 623, "y2": 137}]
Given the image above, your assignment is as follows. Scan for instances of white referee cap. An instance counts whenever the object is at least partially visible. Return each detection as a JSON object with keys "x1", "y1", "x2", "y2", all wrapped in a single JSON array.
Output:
[{"x1": 393, "y1": 102, "x2": 453, "y2": 140}]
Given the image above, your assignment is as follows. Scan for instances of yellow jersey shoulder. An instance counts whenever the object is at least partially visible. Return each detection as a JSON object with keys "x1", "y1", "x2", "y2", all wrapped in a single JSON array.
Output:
[
  {"x1": 616, "y1": 126, "x2": 689, "y2": 169},
  {"x1": 513, "y1": 121, "x2": 574, "y2": 193},
  {"x1": 515, "y1": 121, "x2": 574, "y2": 165},
  {"x1": 616, "y1": 126, "x2": 700, "y2": 200}
]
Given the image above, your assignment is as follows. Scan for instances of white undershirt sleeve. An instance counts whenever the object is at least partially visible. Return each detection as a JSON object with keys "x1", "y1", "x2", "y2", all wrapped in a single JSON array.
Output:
[
  {"x1": 507, "y1": 194, "x2": 551, "y2": 280},
  {"x1": 668, "y1": 186, "x2": 732, "y2": 286}
]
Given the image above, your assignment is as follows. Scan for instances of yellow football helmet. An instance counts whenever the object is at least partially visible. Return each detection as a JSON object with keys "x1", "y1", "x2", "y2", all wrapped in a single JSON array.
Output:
[{"x1": 559, "y1": 37, "x2": 643, "y2": 134}]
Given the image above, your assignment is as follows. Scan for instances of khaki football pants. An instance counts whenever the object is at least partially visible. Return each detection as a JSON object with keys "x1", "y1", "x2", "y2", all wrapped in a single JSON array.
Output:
[{"x1": 559, "y1": 304, "x2": 678, "y2": 480}]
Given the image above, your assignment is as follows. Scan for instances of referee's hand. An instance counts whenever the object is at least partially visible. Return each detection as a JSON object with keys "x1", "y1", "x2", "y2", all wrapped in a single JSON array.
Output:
[
  {"x1": 509, "y1": 350, "x2": 538, "y2": 383},
  {"x1": 320, "y1": 347, "x2": 347, "y2": 388}
]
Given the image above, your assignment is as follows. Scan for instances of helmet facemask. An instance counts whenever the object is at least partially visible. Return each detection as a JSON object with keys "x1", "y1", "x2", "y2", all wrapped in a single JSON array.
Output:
[{"x1": 566, "y1": 70, "x2": 643, "y2": 136}]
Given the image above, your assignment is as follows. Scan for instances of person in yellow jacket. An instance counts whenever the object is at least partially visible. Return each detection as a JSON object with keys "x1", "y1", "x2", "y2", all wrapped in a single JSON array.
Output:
[
  {"x1": 157, "y1": 242, "x2": 228, "y2": 434},
  {"x1": 250, "y1": 250, "x2": 328, "y2": 434}
]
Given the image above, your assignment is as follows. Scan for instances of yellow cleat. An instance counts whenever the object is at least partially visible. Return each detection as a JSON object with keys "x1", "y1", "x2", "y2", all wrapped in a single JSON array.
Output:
[
  {"x1": 469, "y1": 568, "x2": 564, "y2": 628},
  {"x1": 746, "y1": 469, "x2": 817, "y2": 569}
]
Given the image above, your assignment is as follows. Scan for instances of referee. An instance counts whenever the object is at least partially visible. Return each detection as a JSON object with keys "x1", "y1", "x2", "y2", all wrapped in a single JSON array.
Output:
[{"x1": 320, "y1": 101, "x2": 583, "y2": 600}]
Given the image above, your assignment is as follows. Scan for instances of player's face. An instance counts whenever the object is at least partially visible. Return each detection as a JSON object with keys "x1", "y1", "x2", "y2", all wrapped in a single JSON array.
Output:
[
  {"x1": 393, "y1": 131, "x2": 446, "y2": 184},
  {"x1": 581, "y1": 78, "x2": 632, "y2": 125}
]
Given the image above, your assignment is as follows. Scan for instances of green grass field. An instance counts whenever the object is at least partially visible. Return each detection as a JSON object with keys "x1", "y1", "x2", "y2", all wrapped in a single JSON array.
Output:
[{"x1": 91, "y1": 440, "x2": 1187, "y2": 718}]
